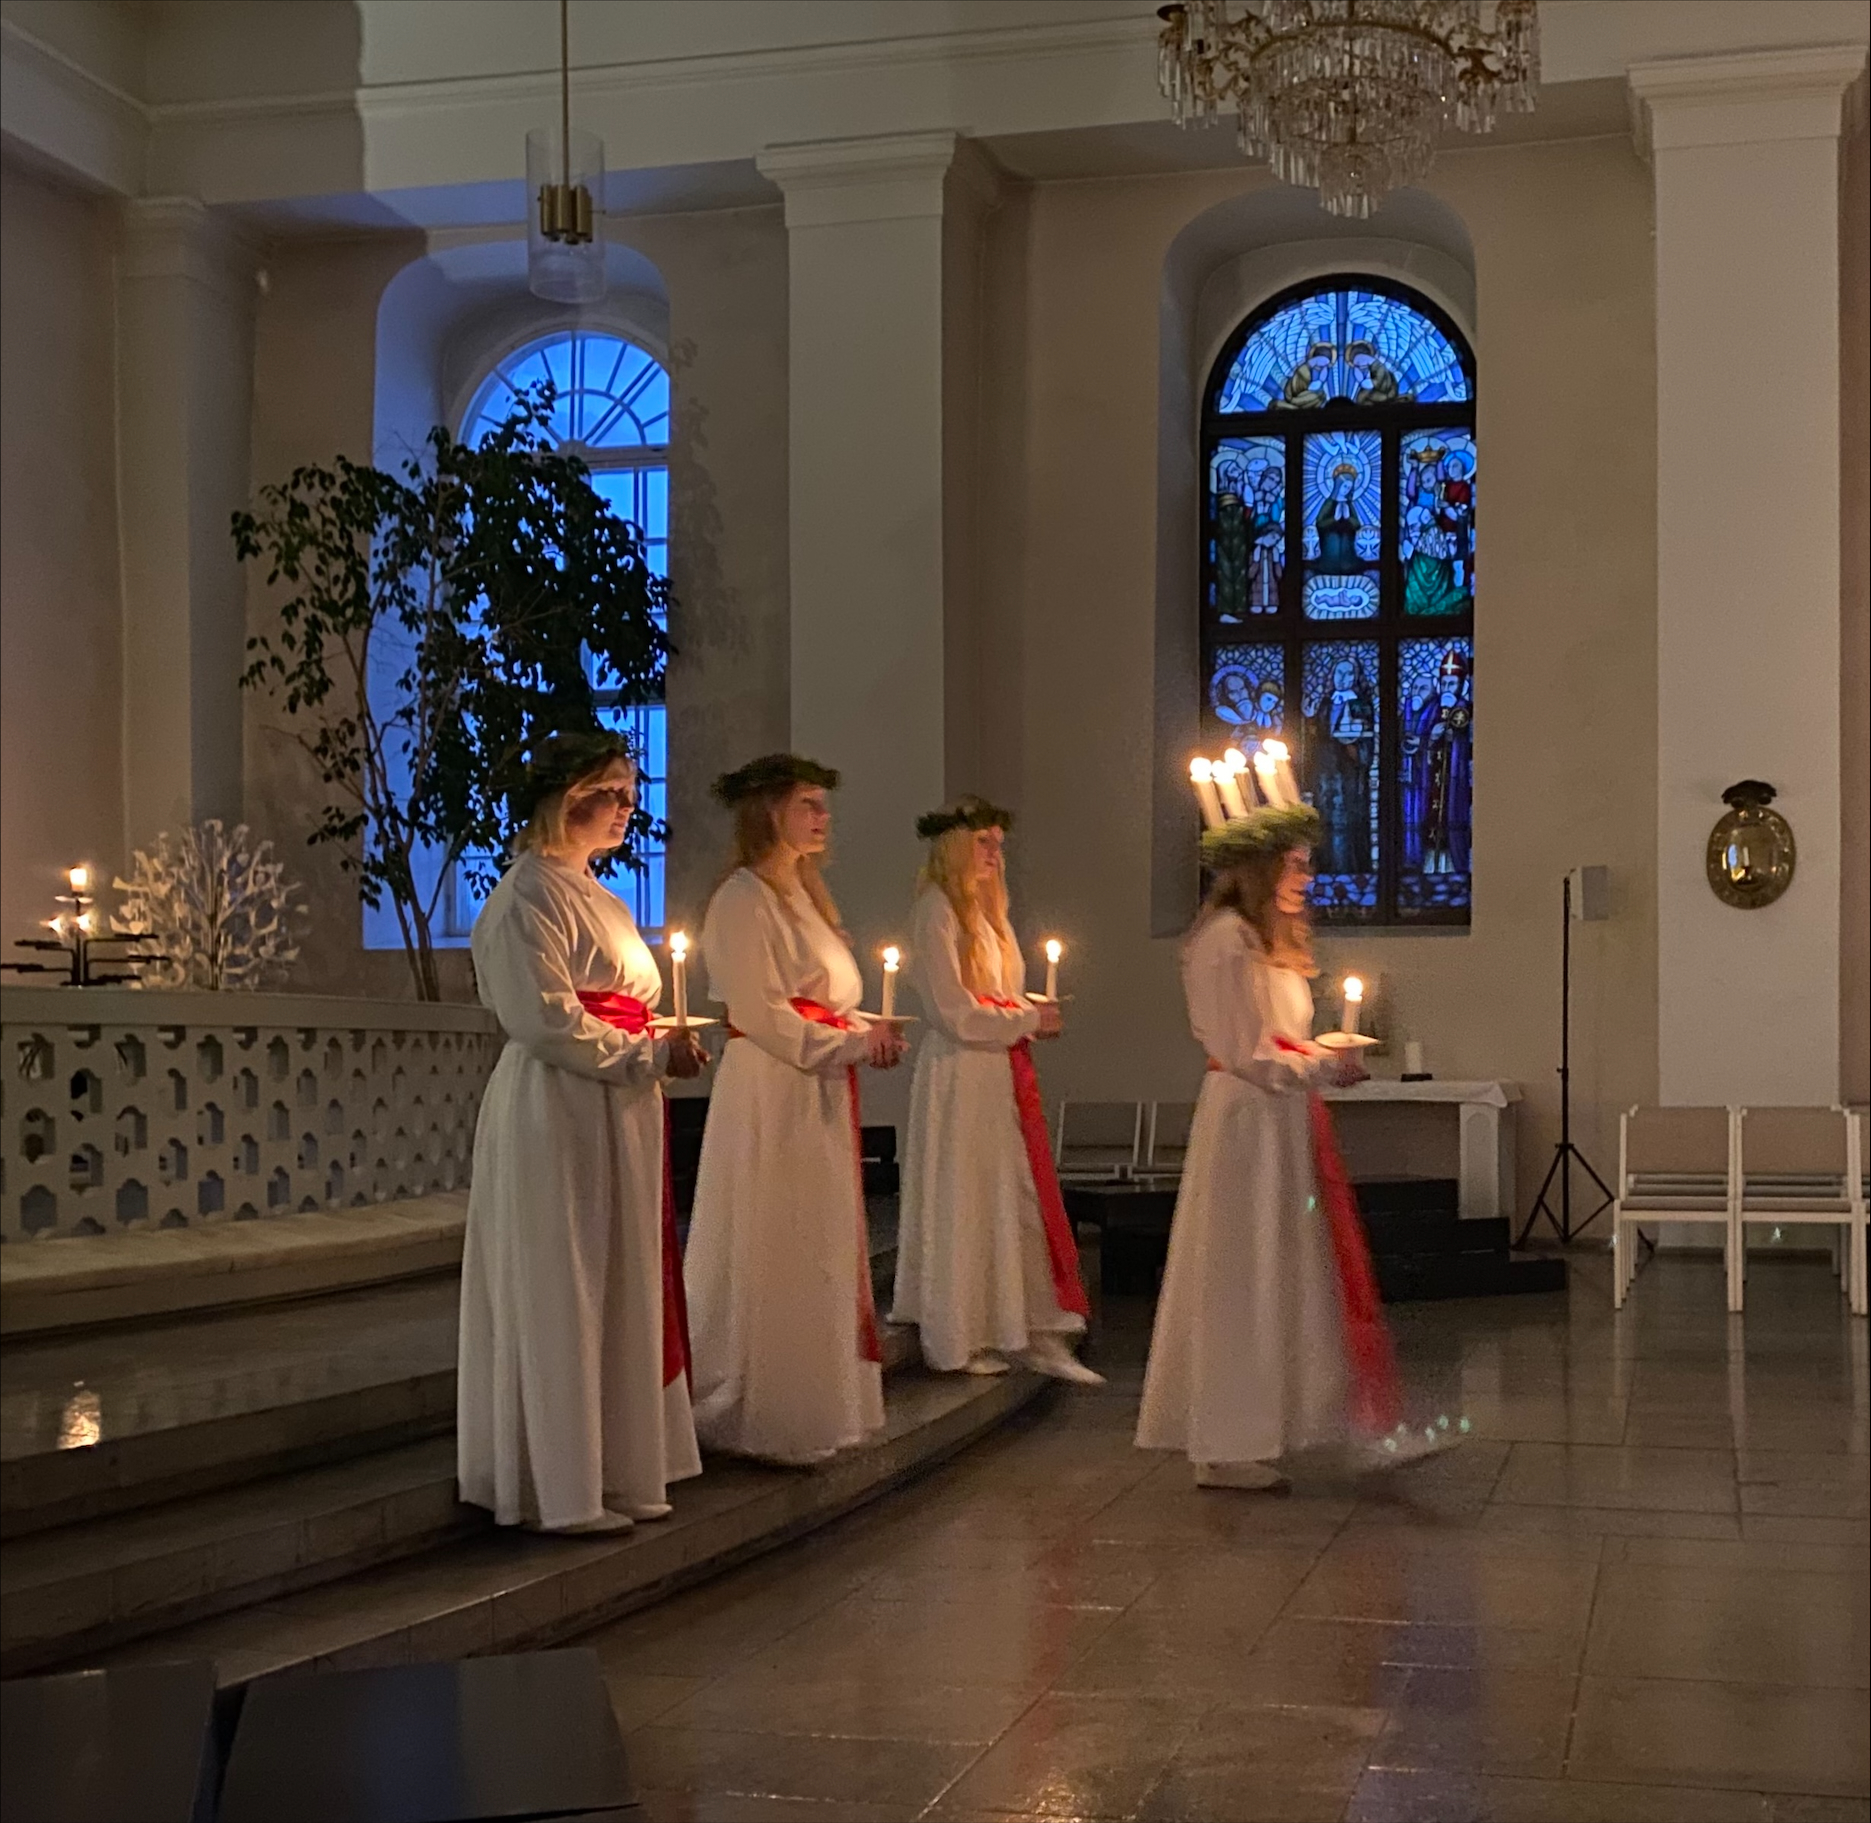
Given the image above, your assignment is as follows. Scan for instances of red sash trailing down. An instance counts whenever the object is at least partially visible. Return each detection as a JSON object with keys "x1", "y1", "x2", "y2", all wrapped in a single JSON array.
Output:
[
  {"x1": 575, "y1": 991, "x2": 691, "y2": 1389},
  {"x1": 978, "y1": 996, "x2": 1091, "y2": 1319},
  {"x1": 726, "y1": 997, "x2": 883, "y2": 1366},
  {"x1": 1207, "y1": 1038, "x2": 1401, "y2": 1436}
]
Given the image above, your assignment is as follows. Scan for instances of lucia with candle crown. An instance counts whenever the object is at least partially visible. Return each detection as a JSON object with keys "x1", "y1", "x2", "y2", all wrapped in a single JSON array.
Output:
[
  {"x1": 1137, "y1": 791, "x2": 1450, "y2": 1488},
  {"x1": 683, "y1": 754, "x2": 908, "y2": 1467},
  {"x1": 889, "y1": 797, "x2": 1100, "y2": 1383},
  {"x1": 458, "y1": 731, "x2": 706, "y2": 1536}
]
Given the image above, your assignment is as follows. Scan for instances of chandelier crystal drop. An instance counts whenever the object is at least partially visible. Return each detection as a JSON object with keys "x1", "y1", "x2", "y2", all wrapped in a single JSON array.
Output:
[{"x1": 1157, "y1": 0, "x2": 1540, "y2": 218}]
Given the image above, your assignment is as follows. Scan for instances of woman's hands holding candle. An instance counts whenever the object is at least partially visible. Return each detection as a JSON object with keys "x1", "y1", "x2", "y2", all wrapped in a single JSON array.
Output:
[
  {"x1": 1034, "y1": 1002, "x2": 1064, "y2": 1040},
  {"x1": 664, "y1": 1028, "x2": 708, "y2": 1080},
  {"x1": 864, "y1": 1022, "x2": 909, "y2": 1070}
]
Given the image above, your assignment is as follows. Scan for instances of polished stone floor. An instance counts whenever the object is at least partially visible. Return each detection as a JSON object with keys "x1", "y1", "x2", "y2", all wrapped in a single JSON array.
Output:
[{"x1": 580, "y1": 1252, "x2": 1868, "y2": 1823}]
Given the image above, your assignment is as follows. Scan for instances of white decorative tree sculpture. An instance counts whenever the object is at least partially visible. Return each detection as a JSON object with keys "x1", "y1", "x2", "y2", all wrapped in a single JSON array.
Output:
[{"x1": 113, "y1": 822, "x2": 305, "y2": 991}]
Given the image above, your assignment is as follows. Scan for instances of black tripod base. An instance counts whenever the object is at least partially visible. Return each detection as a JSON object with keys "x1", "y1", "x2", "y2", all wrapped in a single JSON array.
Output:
[{"x1": 1516, "y1": 1140, "x2": 1615, "y2": 1248}]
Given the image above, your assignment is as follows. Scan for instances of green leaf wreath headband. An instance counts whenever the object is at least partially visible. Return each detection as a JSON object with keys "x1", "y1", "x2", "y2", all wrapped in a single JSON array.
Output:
[
  {"x1": 712, "y1": 753, "x2": 841, "y2": 807},
  {"x1": 1199, "y1": 803, "x2": 1323, "y2": 869},
  {"x1": 915, "y1": 795, "x2": 1015, "y2": 842},
  {"x1": 511, "y1": 729, "x2": 637, "y2": 823}
]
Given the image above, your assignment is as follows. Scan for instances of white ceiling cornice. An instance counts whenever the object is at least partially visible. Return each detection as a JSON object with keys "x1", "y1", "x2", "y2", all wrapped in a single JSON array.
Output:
[{"x1": 0, "y1": 16, "x2": 146, "y2": 195}]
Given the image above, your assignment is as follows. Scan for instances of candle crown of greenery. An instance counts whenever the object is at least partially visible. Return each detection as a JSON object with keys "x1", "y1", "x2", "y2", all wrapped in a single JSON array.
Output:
[
  {"x1": 712, "y1": 754, "x2": 840, "y2": 805},
  {"x1": 915, "y1": 796, "x2": 1015, "y2": 841},
  {"x1": 233, "y1": 384, "x2": 670, "y2": 1000},
  {"x1": 1201, "y1": 804, "x2": 1324, "y2": 867},
  {"x1": 511, "y1": 731, "x2": 639, "y2": 824}
]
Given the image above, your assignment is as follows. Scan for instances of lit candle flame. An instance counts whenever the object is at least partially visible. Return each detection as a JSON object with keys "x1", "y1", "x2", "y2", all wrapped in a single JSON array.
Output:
[
  {"x1": 1262, "y1": 738, "x2": 1290, "y2": 763},
  {"x1": 668, "y1": 930, "x2": 688, "y2": 961},
  {"x1": 1189, "y1": 757, "x2": 1213, "y2": 782},
  {"x1": 68, "y1": 865, "x2": 90, "y2": 893},
  {"x1": 1044, "y1": 940, "x2": 1063, "y2": 965},
  {"x1": 1223, "y1": 748, "x2": 1248, "y2": 773},
  {"x1": 882, "y1": 946, "x2": 901, "y2": 971},
  {"x1": 1343, "y1": 975, "x2": 1364, "y2": 1002}
]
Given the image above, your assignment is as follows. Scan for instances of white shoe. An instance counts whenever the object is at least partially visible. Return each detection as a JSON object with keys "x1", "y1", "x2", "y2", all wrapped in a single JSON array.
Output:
[
  {"x1": 962, "y1": 1353, "x2": 1011, "y2": 1376},
  {"x1": 1018, "y1": 1337, "x2": 1107, "y2": 1386},
  {"x1": 537, "y1": 1509, "x2": 635, "y2": 1536},
  {"x1": 1195, "y1": 1460, "x2": 1289, "y2": 1491},
  {"x1": 616, "y1": 1501, "x2": 673, "y2": 1522}
]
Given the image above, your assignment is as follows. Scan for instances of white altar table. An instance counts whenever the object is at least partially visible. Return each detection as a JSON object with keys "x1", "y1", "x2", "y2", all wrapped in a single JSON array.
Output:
[{"x1": 1321, "y1": 1079, "x2": 1523, "y2": 1222}]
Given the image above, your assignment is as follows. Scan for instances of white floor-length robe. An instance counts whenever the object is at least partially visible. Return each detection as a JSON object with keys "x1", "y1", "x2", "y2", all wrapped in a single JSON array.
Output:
[
  {"x1": 1135, "y1": 911, "x2": 1351, "y2": 1466},
  {"x1": 684, "y1": 868, "x2": 886, "y2": 1463},
  {"x1": 458, "y1": 851, "x2": 701, "y2": 1529},
  {"x1": 890, "y1": 890, "x2": 1084, "y2": 1370}
]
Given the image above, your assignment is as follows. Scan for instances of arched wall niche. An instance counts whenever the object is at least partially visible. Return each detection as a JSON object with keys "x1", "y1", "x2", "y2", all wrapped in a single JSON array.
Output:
[
  {"x1": 373, "y1": 232, "x2": 671, "y2": 469},
  {"x1": 1150, "y1": 183, "x2": 1478, "y2": 934}
]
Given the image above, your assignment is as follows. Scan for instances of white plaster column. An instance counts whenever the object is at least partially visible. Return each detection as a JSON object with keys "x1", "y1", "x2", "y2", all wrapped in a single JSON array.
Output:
[
  {"x1": 755, "y1": 132, "x2": 966, "y2": 958},
  {"x1": 116, "y1": 197, "x2": 258, "y2": 850},
  {"x1": 1631, "y1": 48, "x2": 1866, "y2": 1107}
]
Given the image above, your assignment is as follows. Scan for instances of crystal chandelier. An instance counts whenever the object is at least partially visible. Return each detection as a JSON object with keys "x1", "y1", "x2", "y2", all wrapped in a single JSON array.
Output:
[{"x1": 1157, "y1": 0, "x2": 1539, "y2": 218}]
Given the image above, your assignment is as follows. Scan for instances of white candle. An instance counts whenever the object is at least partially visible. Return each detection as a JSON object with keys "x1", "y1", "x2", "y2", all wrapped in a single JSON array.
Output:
[
  {"x1": 1340, "y1": 975, "x2": 1364, "y2": 1036},
  {"x1": 1043, "y1": 939, "x2": 1062, "y2": 1003},
  {"x1": 1189, "y1": 758, "x2": 1226, "y2": 830},
  {"x1": 1262, "y1": 738, "x2": 1299, "y2": 808},
  {"x1": 1214, "y1": 755, "x2": 1251, "y2": 821},
  {"x1": 668, "y1": 930, "x2": 689, "y2": 1025},
  {"x1": 881, "y1": 945, "x2": 900, "y2": 1019},
  {"x1": 1252, "y1": 750, "x2": 1283, "y2": 808},
  {"x1": 1404, "y1": 1040, "x2": 1425, "y2": 1076}
]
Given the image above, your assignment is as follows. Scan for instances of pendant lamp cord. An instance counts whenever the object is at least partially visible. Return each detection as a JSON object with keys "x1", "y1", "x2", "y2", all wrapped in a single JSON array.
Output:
[{"x1": 559, "y1": 0, "x2": 571, "y2": 189}]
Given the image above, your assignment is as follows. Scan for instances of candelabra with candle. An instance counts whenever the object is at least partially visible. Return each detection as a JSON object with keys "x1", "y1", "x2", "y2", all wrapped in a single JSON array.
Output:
[{"x1": 1, "y1": 865, "x2": 167, "y2": 987}]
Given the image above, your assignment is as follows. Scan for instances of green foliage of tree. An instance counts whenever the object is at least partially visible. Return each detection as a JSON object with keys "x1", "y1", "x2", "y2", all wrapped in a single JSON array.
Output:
[{"x1": 234, "y1": 388, "x2": 670, "y2": 1000}]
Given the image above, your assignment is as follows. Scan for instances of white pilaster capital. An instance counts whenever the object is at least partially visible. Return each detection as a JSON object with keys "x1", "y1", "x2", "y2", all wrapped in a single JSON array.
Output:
[
  {"x1": 757, "y1": 130, "x2": 958, "y2": 229},
  {"x1": 1628, "y1": 44, "x2": 1867, "y2": 159},
  {"x1": 120, "y1": 196, "x2": 260, "y2": 305}
]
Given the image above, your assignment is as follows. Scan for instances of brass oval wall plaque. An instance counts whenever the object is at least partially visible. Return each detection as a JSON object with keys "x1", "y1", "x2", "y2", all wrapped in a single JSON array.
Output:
[{"x1": 1706, "y1": 780, "x2": 1796, "y2": 910}]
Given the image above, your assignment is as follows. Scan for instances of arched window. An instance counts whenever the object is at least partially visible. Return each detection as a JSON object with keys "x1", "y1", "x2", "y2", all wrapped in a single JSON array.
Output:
[
  {"x1": 1202, "y1": 278, "x2": 1475, "y2": 925},
  {"x1": 448, "y1": 329, "x2": 671, "y2": 938}
]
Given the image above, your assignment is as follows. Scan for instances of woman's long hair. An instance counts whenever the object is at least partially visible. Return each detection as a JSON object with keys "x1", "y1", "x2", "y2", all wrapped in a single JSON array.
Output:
[
  {"x1": 1195, "y1": 845, "x2": 1317, "y2": 975},
  {"x1": 512, "y1": 755, "x2": 634, "y2": 859},
  {"x1": 917, "y1": 825, "x2": 1024, "y2": 997},
  {"x1": 725, "y1": 785, "x2": 845, "y2": 935}
]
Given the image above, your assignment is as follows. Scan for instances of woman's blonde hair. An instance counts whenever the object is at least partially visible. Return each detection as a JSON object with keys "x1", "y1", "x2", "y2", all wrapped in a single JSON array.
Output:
[
  {"x1": 727, "y1": 785, "x2": 845, "y2": 934},
  {"x1": 918, "y1": 825, "x2": 1024, "y2": 997},
  {"x1": 1195, "y1": 843, "x2": 1317, "y2": 975},
  {"x1": 513, "y1": 752, "x2": 635, "y2": 859}
]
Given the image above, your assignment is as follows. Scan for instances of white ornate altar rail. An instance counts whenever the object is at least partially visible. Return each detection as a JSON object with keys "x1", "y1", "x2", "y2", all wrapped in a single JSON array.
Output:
[{"x1": 1, "y1": 988, "x2": 500, "y2": 1244}]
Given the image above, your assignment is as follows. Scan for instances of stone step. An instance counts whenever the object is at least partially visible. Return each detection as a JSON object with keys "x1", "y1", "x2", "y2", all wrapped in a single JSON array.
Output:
[
  {"x1": 63, "y1": 1366, "x2": 1048, "y2": 1690},
  {"x1": 0, "y1": 1195, "x2": 469, "y2": 1340},
  {"x1": 1, "y1": 1275, "x2": 459, "y2": 1538},
  {"x1": 1, "y1": 1434, "x2": 478, "y2": 1676}
]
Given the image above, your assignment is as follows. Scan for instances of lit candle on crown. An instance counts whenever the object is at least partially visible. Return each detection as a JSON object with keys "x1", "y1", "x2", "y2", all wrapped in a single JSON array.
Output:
[
  {"x1": 1263, "y1": 738, "x2": 1299, "y2": 807},
  {"x1": 1214, "y1": 752, "x2": 1251, "y2": 821},
  {"x1": 1189, "y1": 758, "x2": 1226, "y2": 830},
  {"x1": 880, "y1": 945, "x2": 901, "y2": 1019},
  {"x1": 1043, "y1": 939, "x2": 1063, "y2": 1003},
  {"x1": 667, "y1": 930, "x2": 690, "y2": 1026},
  {"x1": 1340, "y1": 975, "x2": 1365, "y2": 1036}
]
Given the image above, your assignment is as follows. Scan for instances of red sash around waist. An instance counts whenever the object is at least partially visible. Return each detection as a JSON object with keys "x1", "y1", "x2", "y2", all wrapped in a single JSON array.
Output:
[
  {"x1": 978, "y1": 996, "x2": 1090, "y2": 1319},
  {"x1": 1204, "y1": 1039, "x2": 1401, "y2": 1436},
  {"x1": 575, "y1": 991, "x2": 691, "y2": 1389},
  {"x1": 726, "y1": 997, "x2": 883, "y2": 1366}
]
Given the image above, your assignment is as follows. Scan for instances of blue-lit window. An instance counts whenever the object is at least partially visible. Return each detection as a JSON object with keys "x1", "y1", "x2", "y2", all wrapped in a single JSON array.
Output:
[
  {"x1": 443, "y1": 330, "x2": 670, "y2": 940},
  {"x1": 1203, "y1": 278, "x2": 1475, "y2": 925}
]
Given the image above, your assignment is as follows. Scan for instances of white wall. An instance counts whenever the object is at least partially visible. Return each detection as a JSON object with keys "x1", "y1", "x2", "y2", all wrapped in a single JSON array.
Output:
[{"x1": 0, "y1": 153, "x2": 124, "y2": 945}]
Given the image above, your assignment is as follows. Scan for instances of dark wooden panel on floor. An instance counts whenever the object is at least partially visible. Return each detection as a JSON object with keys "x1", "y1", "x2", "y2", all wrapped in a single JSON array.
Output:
[
  {"x1": 0, "y1": 1659, "x2": 219, "y2": 1823},
  {"x1": 217, "y1": 1649, "x2": 635, "y2": 1823}
]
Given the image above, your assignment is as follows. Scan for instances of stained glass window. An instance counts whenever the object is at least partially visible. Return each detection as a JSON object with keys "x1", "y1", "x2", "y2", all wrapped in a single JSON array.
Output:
[{"x1": 1201, "y1": 277, "x2": 1475, "y2": 924}]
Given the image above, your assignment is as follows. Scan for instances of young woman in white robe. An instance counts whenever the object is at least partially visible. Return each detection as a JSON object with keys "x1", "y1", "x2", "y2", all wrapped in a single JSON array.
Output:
[
  {"x1": 890, "y1": 799, "x2": 1102, "y2": 1383},
  {"x1": 684, "y1": 755, "x2": 909, "y2": 1466},
  {"x1": 459, "y1": 735, "x2": 708, "y2": 1535},
  {"x1": 1136, "y1": 804, "x2": 1403, "y2": 1491}
]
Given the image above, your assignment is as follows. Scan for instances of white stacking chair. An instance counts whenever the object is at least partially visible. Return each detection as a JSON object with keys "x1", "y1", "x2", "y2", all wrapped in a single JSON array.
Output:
[
  {"x1": 1611, "y1": 1106, "x2": 1738, "y2": 1311},
  {"x1": 1136, "y1": 1101, "x2": 1196, "y2": 1189},
  {"x1": 1734, "y1": 1106, "x2": 1866, "y2": 1317},
  {"x1": 1052, "y1": 1101, "x2": 1144, "y2": 1184}
]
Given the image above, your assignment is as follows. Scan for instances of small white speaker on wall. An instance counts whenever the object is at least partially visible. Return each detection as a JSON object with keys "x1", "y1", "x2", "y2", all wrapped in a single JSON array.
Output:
[{"x1": 1568, "y1": 865, "x2": 1610, "y2": 922}]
